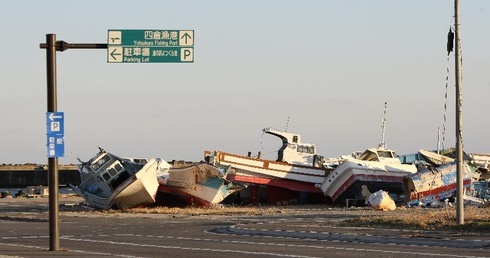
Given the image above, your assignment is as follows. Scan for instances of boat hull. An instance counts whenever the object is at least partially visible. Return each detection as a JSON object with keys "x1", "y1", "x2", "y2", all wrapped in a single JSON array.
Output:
[
  {"x1": 112, "y1": 161, "x2": 160, "y2": 208},
  {"x1": 321, "y1": 160, "x2": 416, "y2": 204},
  {"x1": 157, "y1": 163, "x2": 244, "y2": 207},
  {"x1": 403, "y1": 162, "x2": 473, "y2": 203},
  {"x1": 207, "y1": 151, "x2": 329, "y2": 193},
  {"x1": 226, "y1": 174, "x2": 322, "y2": 193}
]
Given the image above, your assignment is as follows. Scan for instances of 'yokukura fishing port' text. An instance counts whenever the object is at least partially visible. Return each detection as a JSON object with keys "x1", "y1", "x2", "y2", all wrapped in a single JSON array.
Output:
[{"x1": 133, "y1": 40, "x2": 179, "y2": 46}]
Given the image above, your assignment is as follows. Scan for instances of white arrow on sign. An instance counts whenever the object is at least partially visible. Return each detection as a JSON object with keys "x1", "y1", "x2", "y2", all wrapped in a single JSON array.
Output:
[{"x1": 49, "y1": 113, "x2": 62, "y2": 121}]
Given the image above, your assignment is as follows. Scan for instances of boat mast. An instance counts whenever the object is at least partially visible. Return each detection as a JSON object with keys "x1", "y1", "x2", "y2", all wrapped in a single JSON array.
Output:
[
  {"x1": 379, "y1": 102, "x2": 387, "y2": 149},
  {"x1": 454, "y1": 0, "x2": 464, "y2": 225},
  {"x1": 437, "y1": 127, "x2": 441, "y2": 154}
]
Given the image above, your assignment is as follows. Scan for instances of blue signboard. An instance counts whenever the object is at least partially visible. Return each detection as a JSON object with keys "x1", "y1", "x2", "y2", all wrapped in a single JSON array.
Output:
[{"x1": 46, "y1": 112, "x2": 65, "y2": 158}]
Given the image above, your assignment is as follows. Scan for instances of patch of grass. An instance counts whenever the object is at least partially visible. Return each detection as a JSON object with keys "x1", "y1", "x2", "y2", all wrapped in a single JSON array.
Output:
[
  {"x1": 102, "y1": 205, "x2": 290, "y2": 217},
  {"x1": 96, "y1": 204, "x2": 336, "y2": 217},
  {"x1": 347, "y1": 206, "x2": 490, "y2": 232},
  {"x1": 90, "y1": 203, "x2": 490, "y2": 233}
]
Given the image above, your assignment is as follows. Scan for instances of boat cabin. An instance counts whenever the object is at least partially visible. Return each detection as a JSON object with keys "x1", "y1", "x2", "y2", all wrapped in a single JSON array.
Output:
[
  {"x1": 82, "y1": 151, "x2": 133, "y2": 193},
  {"x1": 357, "y1": 148, "x2": 402, "y2": 165},
  {"x1": 263, "y1": 127, "x2": 324, "y2": 167}
]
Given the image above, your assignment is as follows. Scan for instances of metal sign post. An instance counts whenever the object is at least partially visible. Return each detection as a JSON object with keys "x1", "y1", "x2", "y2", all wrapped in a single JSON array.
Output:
[
  {"x1": 40, "y1": 35, "x2": 109, "y2": 251},
  {"x1": 40, "y1": 29, "x2": 193, "y2": 251},
  {"x1": 45, "y1": 33, "x2": 60, "y2": 251}
]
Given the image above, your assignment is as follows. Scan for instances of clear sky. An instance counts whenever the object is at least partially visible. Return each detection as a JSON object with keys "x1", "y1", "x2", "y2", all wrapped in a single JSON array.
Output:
[{"x1": 1, "y1": 1, "x2": 489, "y2": 164}]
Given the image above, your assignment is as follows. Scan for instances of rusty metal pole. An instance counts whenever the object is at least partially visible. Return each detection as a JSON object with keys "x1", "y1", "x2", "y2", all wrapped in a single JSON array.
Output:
[
  {"x1": 46, "y1": 33, "x2": 60, "y2": 250},
  {"x1": 454, "y1": 0, "x2": 464, "y2": 225},
  {"x1": 40, "y1": 34, "x2": 108, "y2": 251}
]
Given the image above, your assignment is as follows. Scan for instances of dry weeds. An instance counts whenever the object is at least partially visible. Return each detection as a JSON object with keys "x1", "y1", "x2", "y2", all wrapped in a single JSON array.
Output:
[
  {"x1": 351, "y1": 205, "x2": 490, "y2": 232},
  {"x1": 106, "y1": 205, "x2": 333, "y2": 217},
  {"x1": 97, "y1": 204, "x2": 490, "y2": 232}
]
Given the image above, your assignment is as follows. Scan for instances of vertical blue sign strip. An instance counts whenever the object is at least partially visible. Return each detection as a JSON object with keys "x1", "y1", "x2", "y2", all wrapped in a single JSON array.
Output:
[
  {"x1": 46, "y1": 112, "x2": 65, "y2": 158},
  {"x1": 46, "y1": 135, "x2": 65, "y2": 158}
]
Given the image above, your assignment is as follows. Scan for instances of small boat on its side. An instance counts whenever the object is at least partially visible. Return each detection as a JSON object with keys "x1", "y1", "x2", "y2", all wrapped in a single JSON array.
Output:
[
  {"x1": 320, "y1": 146, "x2": 417, "y2": 204},
  {"x1": 70, "y1": 147, "x2": 161, "y2": 210},
  {"x1": 320, "y1": 102, "x2": 417, "y2": 204},
  {"x1": 403, "y1": 151, "x2": 473, "y2": 203},
  {"x1": 418, "y1": 149, "x2": 455, "y2": 166},
  {"x1": 157, "y1": 163, "x2": 245, "y2": 207}
]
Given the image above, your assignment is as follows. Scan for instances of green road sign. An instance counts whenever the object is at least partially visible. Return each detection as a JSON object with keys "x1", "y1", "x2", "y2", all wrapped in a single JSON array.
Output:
[{"x1": 107, "y1": 30, "x2": 194, "y2": 63}]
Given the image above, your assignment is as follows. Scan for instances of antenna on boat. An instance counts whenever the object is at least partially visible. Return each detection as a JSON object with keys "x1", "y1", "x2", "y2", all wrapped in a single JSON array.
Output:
[
  {"x1": 378, "y1": 102, "x2": 387, "y2": 149},
  {"x1": 285, "y1": 115, "x2": 291, "y2": 132},
  {"x1": 437, "y1": 127, "x2": 441, "y2": 154}
]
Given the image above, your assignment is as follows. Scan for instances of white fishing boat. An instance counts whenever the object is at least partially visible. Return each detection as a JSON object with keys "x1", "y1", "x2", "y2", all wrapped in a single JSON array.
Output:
[
  {"x1": 403, "y1": 151, "x2": 473, "y2": 203},
  {"x1": 470, "y1": 153, "x2": 490, "y2": 171},
  {"x1": 205, "y1": 127, "x2": 331, "y2": 194},
  {"x1": 70, "y1": 148, "x2": 160, "y2": 210},
  {"x1": 320, "y1": 147, "x2": 417, "y2": 204},
  {"x1": 157, "y1": 163, "x2": 245, "y2": 207},
  {"x1": 320, "y1": 103, "x2": 417, "y2": 204},
  {"x1": 418, "y1": 149, "x2": 455, "y2": 166}
]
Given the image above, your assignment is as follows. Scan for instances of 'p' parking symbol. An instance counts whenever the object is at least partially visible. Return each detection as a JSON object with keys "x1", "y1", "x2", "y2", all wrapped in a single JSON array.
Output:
[
  {"x1": 180, "y1": 48, "x2": 194, "y2": 62},
  {"x1": 51, "y1": 122, "x2": 60, "y2": 132}
]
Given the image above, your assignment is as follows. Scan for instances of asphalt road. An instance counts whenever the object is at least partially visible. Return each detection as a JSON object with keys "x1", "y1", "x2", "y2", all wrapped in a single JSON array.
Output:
[{"x1": 1, "y1": 197, "x2": 489, "y2": 258}]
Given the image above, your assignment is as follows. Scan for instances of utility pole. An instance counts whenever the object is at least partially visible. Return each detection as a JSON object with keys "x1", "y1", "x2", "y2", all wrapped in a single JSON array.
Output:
[{"x1": 454, "y1": 0, "x2": 464, "y2": 225}]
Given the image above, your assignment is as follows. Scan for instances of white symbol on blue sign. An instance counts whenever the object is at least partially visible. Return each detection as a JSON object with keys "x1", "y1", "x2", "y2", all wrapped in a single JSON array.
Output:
[
  {"x1": 51, "y1": 122, "x2": 60, "y2": 132},
  {"x1": 46, "y1": 112, "x2": 65, "y2": 158}
]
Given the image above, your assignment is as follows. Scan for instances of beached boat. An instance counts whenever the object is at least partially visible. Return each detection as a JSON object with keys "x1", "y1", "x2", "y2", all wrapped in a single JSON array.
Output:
[
  {"x1": 320, "y1": 103, "x2": 418, "y2": 204},
  {"x1": 403, "y1": 152, "x2": 473, "y2": 203},
  {"x1": 205, "y1": 127, "x2": 332, "y2": 195},
  {"x1": 418, "y1": 149, "x2": 455, "y2": 166},
  {"x1": 206, "y1": 150, "x2": 329, "y2": 193},
  {"x1": 157, "y1": 163, "x2": 245, "y2": 207},
  {"x1": 204, "y1": 127, "x2": 336, "y2": 205},
  {"x1": 470, "y1": 152, "x2": 490, "y2": 173},
  {"x1": 70, "y1": 148, "x2": 160, "y2": 210},
  {"x1": 320, "y1": 146, "x2": 417, "y2": 204}
]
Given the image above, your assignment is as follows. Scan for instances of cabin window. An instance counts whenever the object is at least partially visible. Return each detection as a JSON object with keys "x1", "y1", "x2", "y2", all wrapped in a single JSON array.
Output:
[
  {"x1": 91, "y1": 155, "x2": 111, "y2": 170},
  {"x1": 114, "y1": 163, "x2": 123, "y2": 172},
  {"x1": 293, "y1": 135, "x2": 298, "y2": 143},
  {"x1": 102, "y1": 172, "x2": 111, "y2": 181},
  {"x1": 297, "y1": 146, "x2": 315, "y2": 154},
  {"x1": 133, "y1": 158, "x2": 147, "y2": 164},
  {"x1": 359, "y1": 151, "x2": 378, "y2": 161},
  {"x1": 378, "y1": 151, "x2": 394, "y2": 158},
  {"x1": 108, "y1": 168, "x2": 117, "y2": 176}
]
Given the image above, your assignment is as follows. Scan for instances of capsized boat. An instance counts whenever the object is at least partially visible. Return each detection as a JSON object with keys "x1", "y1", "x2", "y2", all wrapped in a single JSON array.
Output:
[
  {"x1": 403, "y1": 151, "x2": 473, "y2": 203},
  {"x1": 469, "y1": 153, "x2": 490, "y2": 181},
  {"x1": 470, "y1": 153, "x2": 490, "y2": 171},
  {"x1": 418, "y1": 149, "x2": 455, "y2": 166},
  {"x1": 320, "y1": 146, "x2": 417, "y2": 204},
  {"x1": 205, "y1": 127, "x2": 331, "y2": 194},
  {"x1": 70, "y1": 147, "x2": 161, "y2": 210},
  {"x1": 321, "y1": 102, "x2": 418, "y2": 205},
  {"x1": 157, "y1": 163, "x2": 245, "y2": 207}
]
